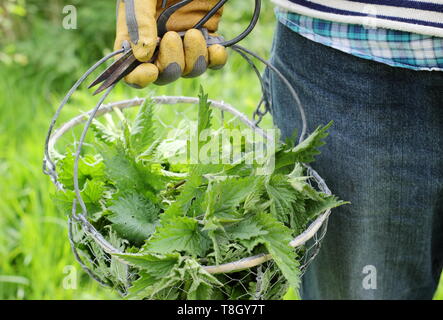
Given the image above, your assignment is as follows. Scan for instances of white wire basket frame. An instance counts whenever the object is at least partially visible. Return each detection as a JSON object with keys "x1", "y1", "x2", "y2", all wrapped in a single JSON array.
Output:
[
  {"x1": 47, "y1": 96, "x2": 332, "y2": 276},
  {"x1": 42, "y1": 42, "x2": 333, "y2": 291}
]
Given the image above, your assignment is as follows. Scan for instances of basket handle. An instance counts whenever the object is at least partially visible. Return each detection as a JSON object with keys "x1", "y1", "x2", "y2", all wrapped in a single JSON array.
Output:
[
  {"x1": 231, "y1": 44, "x2": 308, "y2": 140},
  {"x1": 42, "y1": 49, "x2": 124, "y2": 189},
  {"x1": 43, "y1": 47, "x2": 308, "y2": 189}
]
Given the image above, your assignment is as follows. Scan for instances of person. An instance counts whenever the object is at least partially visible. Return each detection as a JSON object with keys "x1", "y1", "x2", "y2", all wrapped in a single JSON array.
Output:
[{"x1": 113, "y1": 0, "x2": 443, "y2": 299}]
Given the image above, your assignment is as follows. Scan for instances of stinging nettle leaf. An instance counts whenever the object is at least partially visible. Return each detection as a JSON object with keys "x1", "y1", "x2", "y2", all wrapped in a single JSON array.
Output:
[
  {"x1": 57, "y1": 152, "x2": 105, "y2": 190},
  {"x1": 98, "y1": 141, "x2": 161, "y2": 195},
  {"x1": 203, "y1": 176, "x2": 260, "y2": 222},
  {"x1": 131, "y1": 99, "x2": 157, "y2": 156},
  {"x1": 275, "y1": 122, "x2": 333, "y2": 169},
  {"x1": 108, "y1": 192, "x2": 160, "y2": 244},
  {"x1": 115, "y1": 252, "x2": 181, "y2": 280},
  {"x1": 197, "y1": 86, "x2": 213, "y2": 138},
  {"x1": 251, "y1": 212, "x2": 301, "y2": 290},
  {"x1": 304, "y1": 194, "x2": 349, "y2": 221},
  {"x1": 225, "y1": 216, "x2": 268, "y2": 241},
  {"x1": 91, "y1": 119, "x2": 120, "y2": 145},
  {"x1": 266, "y1": 174, "x2": 299, "y2": 224},
  {"x1": 147, "y1": 216, "x2": 211, "y2": 257}
]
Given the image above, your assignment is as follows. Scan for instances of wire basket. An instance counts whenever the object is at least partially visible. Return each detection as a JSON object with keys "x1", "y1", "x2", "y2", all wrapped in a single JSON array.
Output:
[{"x1": 43, "y1": 45, "x2": 332, "y2": 299}]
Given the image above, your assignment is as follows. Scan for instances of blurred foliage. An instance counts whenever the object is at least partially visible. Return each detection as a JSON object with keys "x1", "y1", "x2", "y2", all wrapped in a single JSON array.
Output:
[
  {"x1": 0, "y1": 0, "x2": 27, "y2": 43},
  {"x1": 0, "y1": 0, "x2": 275, "y2": 91},
  {"x1": 1, "y1": 0, "x2": 115, "y2": 89}
]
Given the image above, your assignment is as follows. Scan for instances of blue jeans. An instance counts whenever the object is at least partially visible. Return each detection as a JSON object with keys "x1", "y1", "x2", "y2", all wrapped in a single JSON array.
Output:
[{"x1": 266, "y1": 22, "x2": 443, "y2": 299}]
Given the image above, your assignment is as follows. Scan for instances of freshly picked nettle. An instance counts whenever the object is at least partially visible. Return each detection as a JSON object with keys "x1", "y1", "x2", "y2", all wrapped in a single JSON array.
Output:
[{"x1": 53, "y1": 89, "x2": 346, "y2": 300}]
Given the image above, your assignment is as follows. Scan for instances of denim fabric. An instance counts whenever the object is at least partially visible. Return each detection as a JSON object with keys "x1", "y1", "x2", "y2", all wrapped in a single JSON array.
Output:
[{"x1": 266, "y1": 22, "x2": 443, "y2": 300}]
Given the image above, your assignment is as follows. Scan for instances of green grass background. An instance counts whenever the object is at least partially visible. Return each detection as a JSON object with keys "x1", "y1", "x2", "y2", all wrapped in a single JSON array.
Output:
[{"x1": 0, "y1": 0, "x2": 441, "y2": 300}]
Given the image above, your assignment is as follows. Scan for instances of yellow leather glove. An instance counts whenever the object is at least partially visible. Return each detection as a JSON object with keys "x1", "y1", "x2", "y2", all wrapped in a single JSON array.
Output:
[{"x1": 114, "y1": 0, "x2": 228, "y2": 87}]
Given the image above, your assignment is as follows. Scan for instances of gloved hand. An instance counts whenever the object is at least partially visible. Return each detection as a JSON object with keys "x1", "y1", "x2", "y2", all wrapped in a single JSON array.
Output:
[{"x1": 114, "y1": 0, "x2": 228, "y2": 88}]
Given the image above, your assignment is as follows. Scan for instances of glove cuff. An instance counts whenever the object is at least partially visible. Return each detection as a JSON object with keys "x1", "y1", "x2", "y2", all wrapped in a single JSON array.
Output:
[{"x1": 122, "y1": 0, "x2": 141, "y2": 44}]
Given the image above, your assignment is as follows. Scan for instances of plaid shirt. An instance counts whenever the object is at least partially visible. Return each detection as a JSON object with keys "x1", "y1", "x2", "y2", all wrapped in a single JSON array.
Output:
[{"x1": 277, "y1": 10, "x2": 443, "y2": 71}]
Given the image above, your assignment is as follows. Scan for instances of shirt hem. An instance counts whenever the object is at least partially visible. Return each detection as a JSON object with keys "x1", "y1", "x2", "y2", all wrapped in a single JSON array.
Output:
[
  {"x1": 277, "y1": 15, "x2": 443, "y2": 72},
  {"x1": 272, "y1": 0, "x2": 443, "y2": 38}
]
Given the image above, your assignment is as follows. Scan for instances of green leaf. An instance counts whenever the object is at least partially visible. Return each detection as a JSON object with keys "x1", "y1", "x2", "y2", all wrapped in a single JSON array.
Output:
[
  {"x1": 126, "y1": 257, "x2": 221, "y2": 300},
  {"x1": 243, "y1": 179, "x2": 265, "y2": 211},
  {"x1": 249, "y1": 265, "x2": 289, "y2": 300},
  {"x1": 240, "y1": 236, "x2": 266, "y2": 253},
  {"x1": 90, "y1": 119, "x2": 119, "y2": 144},
  {"x1": 293, "y1": 122, "x2": 332, "y2": 162},
  {"x1": 57, "y1": 152, "x2": 105, "y2": 189},
  {"x1": 159, "y1": 166, "x2": 205, "y2": 225},
  {"x1": 107, "y1": 230, "x2": 129, "y2": 288},
  {"x1": 180, "y1": 259, "x2": 222, "y2": 298},
  {"x1": 121, "y1": 116, "x2": 132, "y2": 153},
  {"x1": 147, "y1": 216, "x2": 211, "y2": 257},
  {"x1": 131, "y1": 99, "x2": 156, "y2": 155},
  {"x1": 108, "y1": 193, "x2": 160, "y2": 243},
  {"x1": 287, "y1": 165, "x2": 349, "y2": 228},
  {"x1": 283, "y1": 287, "x2": 301, "y2": 300},
  {"x1": 252, "y1": 212, "x2": 301, "y2": 290},
  {"x1": 197, "y1": 87, "x2": 212, "y2": 138},
  {"x1": 304, "y1": 194, "x2": 348, "y2": 221},
  {"x1": 98, "y1": 142, "x2": 162, "y2": 195},
  {"x1": 225, "y1": 216, "x2": 268, "y2": 241},
  {"x1": 288, "y1": 167, "x2": 325, "y2": 202},
  {"x1": 81, "y1": 179, "x2": 105, "y2": 203},
  {"x1": 265, "y1": 175, "x2": 299, "y2": 224},
  {"x1": 188, "y1": 281, "x2": 213, "y2": 300},
  {"x1": 203, "y1": 176, "x2": 259, "y2": 223},
  {"x1": 126, "y1": 271, "x2": 158, "y2": 300},
  {"x1": 126, "y1": 271, "x2": 180, "y2": 300},
  {"x1": 275, "y1": 122, "x2": 332, "y2": 169},
  {"x1": 115, "y1": 252, "x2": 181, "y2": 280},
  {"x1": 52, "y1": 179, "x2": 105, "y2": 217}
]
